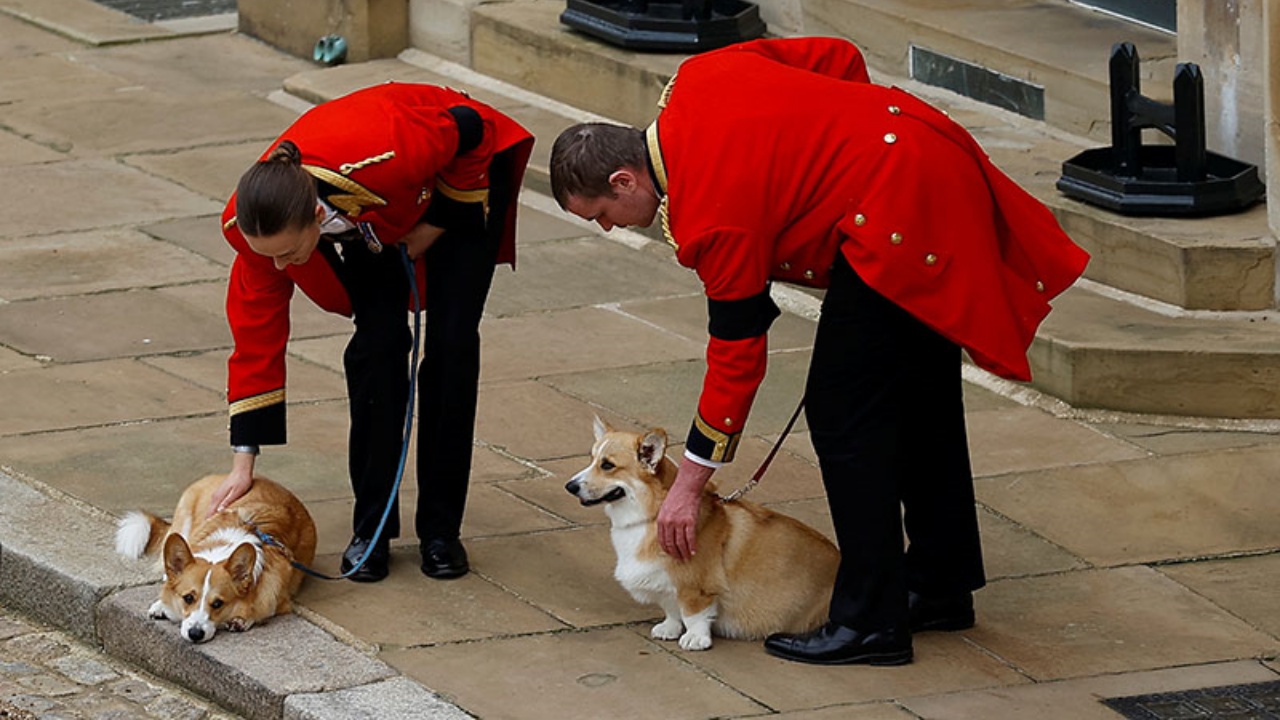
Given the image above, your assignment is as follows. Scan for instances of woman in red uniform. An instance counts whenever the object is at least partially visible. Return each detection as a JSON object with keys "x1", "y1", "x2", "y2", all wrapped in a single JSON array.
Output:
[
  {"x1": 550, "y1": 37, "x2": 1087, "y2": 664},
  {"x1": 215, "y1": 82, "x2": 533, "y2": 582}
]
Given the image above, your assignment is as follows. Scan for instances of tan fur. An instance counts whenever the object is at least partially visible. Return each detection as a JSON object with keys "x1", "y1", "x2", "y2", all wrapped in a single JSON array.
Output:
[
  {"x1": 117, "y1": 474, "x2": 317, "y2": 642},
  {"x1": 567, "y1": 420, "x2": 840, "y2": 649}
]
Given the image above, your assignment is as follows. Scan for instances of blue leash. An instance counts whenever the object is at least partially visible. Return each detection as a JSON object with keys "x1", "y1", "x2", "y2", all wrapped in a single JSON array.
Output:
[{"x1": 257, "y1": 241, "x2": 420, "y2": 581}]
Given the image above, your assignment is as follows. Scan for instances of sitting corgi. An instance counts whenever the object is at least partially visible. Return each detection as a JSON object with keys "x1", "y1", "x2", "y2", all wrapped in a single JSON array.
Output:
[
  {"x1": 114, "y1": 474, "x2": 317, "y2": 643},
  {"x1": 566, "y1": 418, "x2": 839, "y2": 650}
]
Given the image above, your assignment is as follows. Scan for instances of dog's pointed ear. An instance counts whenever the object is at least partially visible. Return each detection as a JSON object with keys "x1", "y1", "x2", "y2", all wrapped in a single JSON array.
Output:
[
  {"x1": 638, "y1": 428, "x2": 668, "y2": 473},
  {"x1": 592, "y1": 415, "x2": 613, "y2": 442},
  {"x1": 227, "y1": 543, "x2": 257, "y2": 595},
  {"x1": 163, "y1": 534, "x2": 193, "y2": 577}
]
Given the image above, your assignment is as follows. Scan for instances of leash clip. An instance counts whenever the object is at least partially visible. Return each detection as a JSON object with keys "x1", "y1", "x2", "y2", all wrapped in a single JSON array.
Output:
[{"x1": 357, "y1": 221, "x2": 383, "y2": 254}]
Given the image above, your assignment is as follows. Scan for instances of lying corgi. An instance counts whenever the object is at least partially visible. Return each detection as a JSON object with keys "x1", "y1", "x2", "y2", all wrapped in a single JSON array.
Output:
[
  {"x1": 566, "y1": 418, "x2": 840, "y2": 651},
  {"x1": 114, "y1": 474, "x2": 317, "y2": 643}
]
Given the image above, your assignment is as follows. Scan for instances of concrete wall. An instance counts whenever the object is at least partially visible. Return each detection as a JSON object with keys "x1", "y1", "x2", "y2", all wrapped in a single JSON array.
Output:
[
  {"x1": 1177, "y1": 0, "x2": 1267, "y2": 176},
  {"x1": 239, "y1": 0, "x2": 408, "y2": 64},
  {"x1": 1266, "y1": 1, "x2": 1279, "y2": 237}
]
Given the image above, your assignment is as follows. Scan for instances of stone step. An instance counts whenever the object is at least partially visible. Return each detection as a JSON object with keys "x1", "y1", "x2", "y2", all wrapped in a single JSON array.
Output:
[
  {"x1": 279, "y1": 48, "x2": 1280, "y2": 418},
  {"x1": 459, "y1": 0, "x2": 1274, "y2": 313}
]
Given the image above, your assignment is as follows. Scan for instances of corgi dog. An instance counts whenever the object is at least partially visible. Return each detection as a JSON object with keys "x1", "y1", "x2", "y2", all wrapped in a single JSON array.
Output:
[
  {"x1": 114, "y1": 474, "x2": 317, "y2": 643},
  {"x1": 565, "y1": 418, "x2": 840, "y2": 651}
]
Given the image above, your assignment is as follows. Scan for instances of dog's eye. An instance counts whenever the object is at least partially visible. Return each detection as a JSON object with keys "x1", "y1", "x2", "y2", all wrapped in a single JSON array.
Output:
[
  {"x1": 182, "y1": 593, "x2": 195, "y2": 605},
  {"x1": 211, "y1": 599, "x2": 224, "y2": 610},
  {"x1": 600, "y1": 460, "x2": 615, "y2": 471}
]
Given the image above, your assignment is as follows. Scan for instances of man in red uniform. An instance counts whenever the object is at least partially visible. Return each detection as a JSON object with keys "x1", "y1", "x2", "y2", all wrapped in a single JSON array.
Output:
[
  {"x1": 217, "y1": 83, "x2": 533, "y2": 582},
  {"x1": 550, "y1": 37, "x2": 1088, "y2": 664}
]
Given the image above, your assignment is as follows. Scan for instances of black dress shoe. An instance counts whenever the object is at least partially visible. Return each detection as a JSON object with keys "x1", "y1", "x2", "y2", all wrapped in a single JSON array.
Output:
[
  {"x1": 908, "y1": 590, "x2": 975, "y2": 633},
  {"x1": 340, "y1": 536, "x2": 390, "y2": 583},
  {"x1": 420, "y1": 537, "x2": 469, "y2": 579},
  {"x1": 764, "y1": 622, "x2": 912, "y2": 666}
]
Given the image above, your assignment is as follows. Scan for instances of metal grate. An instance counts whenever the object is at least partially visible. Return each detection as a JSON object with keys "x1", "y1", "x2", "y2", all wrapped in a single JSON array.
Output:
[
  {"x1": 88, "y1": 0, "x2": 236, "y2": 21},
  {"x1": 1103, "y1": 680, "x2": 1280, "y2": 719}
]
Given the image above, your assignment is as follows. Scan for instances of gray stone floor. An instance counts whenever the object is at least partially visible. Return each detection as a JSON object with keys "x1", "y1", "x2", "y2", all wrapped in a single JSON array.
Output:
[
  {"x1": 0, "y1": 605, "x2": 240, "y2": 720},
  {"x1": 2, "y1": 0, "x2": 1280, "y2": 719}
]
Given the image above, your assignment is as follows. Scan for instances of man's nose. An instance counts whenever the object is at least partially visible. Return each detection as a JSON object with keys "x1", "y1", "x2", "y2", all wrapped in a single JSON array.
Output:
[
  {"x1": 273, "y1": 257, "x2": 289, "y2": 271},
  {"x1": 597, "y1": 219, "x2": 614, "y2": 231}
]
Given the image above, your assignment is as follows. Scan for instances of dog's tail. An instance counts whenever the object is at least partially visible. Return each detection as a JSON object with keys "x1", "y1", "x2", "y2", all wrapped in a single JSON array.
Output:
[{"x1": 114, "y1": 511, "x2": 170, "y2": 559}]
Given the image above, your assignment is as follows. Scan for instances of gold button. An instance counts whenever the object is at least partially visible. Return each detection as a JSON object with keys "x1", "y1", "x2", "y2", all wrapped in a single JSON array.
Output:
[
  {"x1": 890, "y1": 232, "x2": 903, "y2": 245},
  {"x1": 854, "y1": 213, "x2": 867, "y2": 226},
  {"x1": 724, "y1": 417, "x2": 733, "y2": 426},
  {"x1": 804, "y1": 269, "x2": 815, "y2": 280},
  {"x1": 1036, "y1": 280, "x2": 1046, "y2": 292},
  {"x1": 780, "y1": 262, "x2": 791, "y2": 271},
  {"x1": 888, "y1": 105, "x2": 901, "y2": 115},
  {"x1": 884, "y1": 133, "x2": 897, "y2": 144},
  {"x1": 925, "y1": 253, "x2": 938, "y2": 266}
]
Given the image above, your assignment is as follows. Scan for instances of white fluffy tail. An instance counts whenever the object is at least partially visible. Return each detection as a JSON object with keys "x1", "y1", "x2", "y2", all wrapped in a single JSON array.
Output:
[{"x1": 115, "y1": 511, "x2": 167, "y2": 559}]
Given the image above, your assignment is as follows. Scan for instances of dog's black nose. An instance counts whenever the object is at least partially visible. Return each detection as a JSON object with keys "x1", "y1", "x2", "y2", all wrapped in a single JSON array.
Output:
[
  {"x1": 187, "y1": 626, "x2": 205, "y2": 642},
  {"x1": 564, "y1": 479, "x2": 579, "y2": 495}
]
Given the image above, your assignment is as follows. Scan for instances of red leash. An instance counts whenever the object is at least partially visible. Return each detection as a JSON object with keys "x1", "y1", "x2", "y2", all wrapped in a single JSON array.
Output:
[{"x1": 717, "y1": 399, "x2": 805, "y2": 503}]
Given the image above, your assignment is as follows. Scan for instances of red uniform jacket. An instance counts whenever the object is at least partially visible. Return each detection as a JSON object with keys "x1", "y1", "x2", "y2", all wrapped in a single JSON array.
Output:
[
  {"x1": 222, "y1": 83, "x2": 534, "y2": 446},
  {"x1": 648, "y1": 38, "x2": 1089, "y2": 463}
]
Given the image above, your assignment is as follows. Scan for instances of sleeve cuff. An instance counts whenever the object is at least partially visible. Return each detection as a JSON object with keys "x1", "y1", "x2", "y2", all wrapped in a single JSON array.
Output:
[
  {"x1": 685, "y1": 414, "x2": 742, "y2": 463},
  {"x1": 682, "y1": 449, "x2": 723, "y2": 470}
]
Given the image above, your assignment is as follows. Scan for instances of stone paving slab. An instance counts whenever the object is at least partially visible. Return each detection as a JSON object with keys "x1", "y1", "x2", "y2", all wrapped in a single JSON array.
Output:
[
  {"x1": 126, "y1": 141, "x2": 269, "y2": 204},
  {"x1": 0, "y1": 471, "x2": 155, "y2": 643},
  {"x1": 902, "y1": 660, "x2": 1280, "y2": 720},
  {"x1": 967, "y1": 566, "x2": 1280, "y2": 681},
  {"x1": 0, "y1": 288, "x2": 230, "y2": 363},
  {"x1": 0, "y1": 0, "x2": 172, "y2": 45},
  {"x1": 383, "y1": 627, "x2": 770, "y2": 720},
  {"x1": 977, "y1": 443, "x2": 1280, "y2": 565},
  {"x1": 0, "y1": 229, "x2": 225, "y2": 302},
  {"x1": 3, "y1": 159, "x2": 220, "y2": 237},
  {"x1": 100, "y1": 585, "x2": 399, "y2": 720},
  {"x1": 0, "y1": 359, "x2": 223, "y2": 436},
  {"x1": 284, "y1": 677, "x2": 473, "y2": 720},
  {"x1": 0, "y1": 53, "x2": 133, "y2": 104},
  {"x1": 3, "y1": 89, "x2": 300, "y2": 157}
]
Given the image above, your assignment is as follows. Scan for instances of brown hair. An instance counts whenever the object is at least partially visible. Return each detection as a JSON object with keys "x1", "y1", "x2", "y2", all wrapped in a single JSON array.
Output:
[
  {"x1": 549, "y1": 123, "x2": 646, "y2": 208},
  {"x1": 234, "y1": 140, "x2": 317, "y2": 238}
]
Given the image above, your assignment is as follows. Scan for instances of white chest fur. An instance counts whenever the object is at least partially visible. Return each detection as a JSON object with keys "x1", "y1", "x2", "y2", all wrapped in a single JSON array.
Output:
[{"x1": 609, "y1": 520, "x2": 674, "y2": 603}]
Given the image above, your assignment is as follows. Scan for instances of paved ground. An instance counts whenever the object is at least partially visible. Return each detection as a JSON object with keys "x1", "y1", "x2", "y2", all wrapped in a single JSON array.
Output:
[
  {"x1": 0, "y1": 605, "x2": 239, "y2": 720},
  {"x1": 2, "y1": 2, "x2": 1280, "y2": 719}
]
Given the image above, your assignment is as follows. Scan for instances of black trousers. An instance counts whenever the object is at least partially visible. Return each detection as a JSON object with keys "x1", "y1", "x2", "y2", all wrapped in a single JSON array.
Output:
[
  {"x1": 328, "y1": 159, "x2": 511, "y2": 544},
  {"x1": 805, "y1": 253, "x2": 985, "y2": 632}
]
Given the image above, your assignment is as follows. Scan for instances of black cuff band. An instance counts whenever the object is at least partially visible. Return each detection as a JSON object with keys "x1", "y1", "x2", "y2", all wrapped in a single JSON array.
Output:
[
  {"x1": 707, "y1": 287, "x2": 781, "y2": 341},
  {"x1": 447, "y1": 106, "x2": 483, "y2": 156}
]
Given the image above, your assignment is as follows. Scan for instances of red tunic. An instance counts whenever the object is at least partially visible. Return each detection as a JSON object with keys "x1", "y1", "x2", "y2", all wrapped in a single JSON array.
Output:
[
  {"x1": 648, "y1": 38, "x2": 1089, "y2": 463},
  {"x1": 222, "y1": 83, "x2": 534, "y2": 445}
]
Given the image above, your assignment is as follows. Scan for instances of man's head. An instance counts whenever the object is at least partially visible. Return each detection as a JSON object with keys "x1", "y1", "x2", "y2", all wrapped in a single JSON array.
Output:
[{"x1": 550, "y1": 123, "x2": 660, "y2": 232}]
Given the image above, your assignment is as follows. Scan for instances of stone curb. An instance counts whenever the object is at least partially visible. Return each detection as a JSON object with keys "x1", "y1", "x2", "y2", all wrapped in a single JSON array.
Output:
[{"x1": 0, "y1": 470, "x2": 474, "y2": 720}]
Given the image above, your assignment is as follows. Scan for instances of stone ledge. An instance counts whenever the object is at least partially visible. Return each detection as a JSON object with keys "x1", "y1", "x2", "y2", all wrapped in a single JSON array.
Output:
[
  {"x1": 1032, "y1": 285, "x2": 1280, "y2": 418},
  {"x1": 0, "y1": 471, "x2": 155, "y2": 644},
  {"x1": 98, "y1": 585, "x2": 399, "y2": 720}
]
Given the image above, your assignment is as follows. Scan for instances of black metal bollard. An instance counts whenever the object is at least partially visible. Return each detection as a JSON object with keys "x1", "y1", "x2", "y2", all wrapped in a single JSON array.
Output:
[{"x1": 1058, "y1": 42, "x2": 1263, "y2": 216}]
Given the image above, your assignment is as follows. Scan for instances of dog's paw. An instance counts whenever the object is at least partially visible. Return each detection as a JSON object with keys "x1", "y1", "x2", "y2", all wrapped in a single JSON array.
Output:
[
  {"x1": 678, "y1": 632, "x2": 712, "y2": 651},
  {"x1": 226, "y1": 617, "x2": 254, "y2": 633},
  {"x1": 147, "y1": 601, "x2": 172, "y2": 621},
  {"x1": 651, "y1": 619, "x2": 683, "y2": 641}
]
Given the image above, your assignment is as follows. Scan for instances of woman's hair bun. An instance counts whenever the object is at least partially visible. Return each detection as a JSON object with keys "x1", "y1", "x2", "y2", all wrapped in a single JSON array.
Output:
[{"x1": 268, "y1": 140, "x2": 302, "y2": 165}]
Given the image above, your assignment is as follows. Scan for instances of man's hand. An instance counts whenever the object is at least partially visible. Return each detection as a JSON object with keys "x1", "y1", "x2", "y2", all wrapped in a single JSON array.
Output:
[
  {"x1": 208, "y1": 452, "x2": 255, "y2": 518},
  {"x1": 657, "y1": 459, "x2": 715, "y2": 561},
  {"x1": 402, "y1": 222, "x2": 446, "y2": 260}
]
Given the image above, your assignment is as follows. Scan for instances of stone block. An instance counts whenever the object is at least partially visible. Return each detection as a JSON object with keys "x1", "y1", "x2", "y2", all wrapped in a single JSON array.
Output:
[
  {"x1": 99, "y1": 585, "x2": 396, "y2": 720},
  {"x1": 285, "y1": 677, "x2": 471, "y2": 720},
  {"x1": 0, "y1": 471, "x2": 156, "y2": 644},
  {"x1": 238, "y1": 0, "x2": 408, "y2": 64}
]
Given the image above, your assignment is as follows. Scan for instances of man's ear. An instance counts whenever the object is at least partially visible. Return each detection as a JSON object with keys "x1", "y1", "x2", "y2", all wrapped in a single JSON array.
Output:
[{"x1": 607, "y1": 168, "x2": 638, "y2": 194}]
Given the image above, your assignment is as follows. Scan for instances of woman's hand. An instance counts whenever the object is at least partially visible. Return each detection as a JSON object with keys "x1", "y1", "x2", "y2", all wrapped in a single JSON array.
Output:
[
  {"x1": 657, "y1": 459, "x2": 715, "y2": 561},
  {"x1": 208, "y1": 451, "x2": 256, "y2": 518}
]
